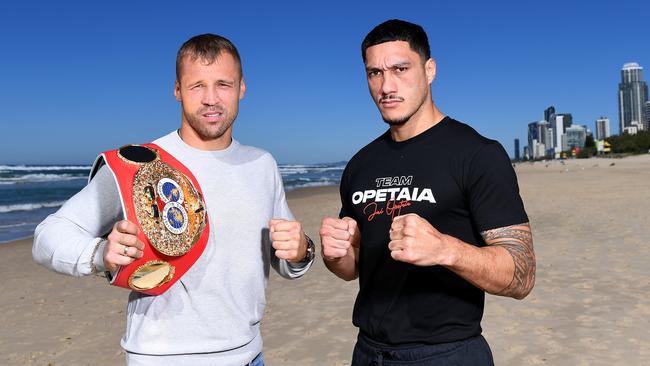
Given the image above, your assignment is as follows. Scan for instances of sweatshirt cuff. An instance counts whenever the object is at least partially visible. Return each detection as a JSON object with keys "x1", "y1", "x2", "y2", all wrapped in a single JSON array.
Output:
[{"x1": 280, "y1": 258, "x2": 313, "y2": 279}]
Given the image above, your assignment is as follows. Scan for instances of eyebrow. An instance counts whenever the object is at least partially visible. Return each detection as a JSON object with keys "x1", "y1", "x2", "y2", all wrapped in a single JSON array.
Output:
[
  {"x1": 187, "y1": 78, "x2": 235, "y2": 86},
  {"x1": 390, "y1": 62, "x2": 411, "y2": 69},
  {"x1": 365, "y1": 61, "x2": 412, "y2": 71}
]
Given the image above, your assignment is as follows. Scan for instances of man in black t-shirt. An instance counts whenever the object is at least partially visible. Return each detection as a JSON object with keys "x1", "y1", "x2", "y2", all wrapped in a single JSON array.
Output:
[{"x1": 319, "y1": 19, "x2": 536, "y2": 365}]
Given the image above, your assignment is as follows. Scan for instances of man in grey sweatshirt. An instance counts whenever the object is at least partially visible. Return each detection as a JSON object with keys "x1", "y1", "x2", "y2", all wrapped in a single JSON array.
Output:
[{"x1": 32, "y1": 34, "x2": 313, "y2": 365}]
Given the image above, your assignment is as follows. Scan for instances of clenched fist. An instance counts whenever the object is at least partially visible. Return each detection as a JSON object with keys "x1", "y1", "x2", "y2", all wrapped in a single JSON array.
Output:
[
  {"x1": 104, "y1": 220, "x2": 144, "y2": 272},
  {"x1": 319, "y1": 217, "x2": 359, "y2": 261},
  {"x1": 388, "y1": 213, "x2": 455, "y2": 266},
  {"x1": 269, "y1": 219, "x2": 307, "y2": 262}
]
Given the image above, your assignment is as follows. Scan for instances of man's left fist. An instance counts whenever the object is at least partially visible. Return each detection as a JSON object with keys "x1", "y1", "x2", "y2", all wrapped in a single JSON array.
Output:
[
  {"x1": 269, "y1": 219, "x2": 307, "y2": 262},
  {"x1": 388, "y1": 213, "x2": 454, "y2": 266}
]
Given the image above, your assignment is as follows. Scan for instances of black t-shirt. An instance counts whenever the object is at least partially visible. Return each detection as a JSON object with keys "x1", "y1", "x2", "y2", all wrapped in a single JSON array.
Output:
[{"x1": 339, "y1": 117, "x2": 528, "y2": 345}]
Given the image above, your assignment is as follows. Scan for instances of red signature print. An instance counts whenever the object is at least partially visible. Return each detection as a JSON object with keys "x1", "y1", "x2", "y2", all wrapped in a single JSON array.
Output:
[{"x1": 363, "y1": 199, "x2": 411, "y2": 221}]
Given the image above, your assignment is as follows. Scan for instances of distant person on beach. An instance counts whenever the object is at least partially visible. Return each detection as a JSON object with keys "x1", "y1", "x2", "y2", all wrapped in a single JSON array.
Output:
[
  {"x1": 33, "y1": 34, "x2": 314, "y2": 365},
  {"x1": 319, "y1": 19, "x2": 536, "y2": 365}
]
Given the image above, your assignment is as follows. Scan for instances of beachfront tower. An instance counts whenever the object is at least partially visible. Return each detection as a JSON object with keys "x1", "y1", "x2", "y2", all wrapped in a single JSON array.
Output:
[
  {"x1": 514, "y1": 138, "x2": 520, "y2": 160},
  {"x1": 566, "y1": 125, "x2": 587, "y2": 150},
  {"x1": 645, "y1": 101, "x2": 650, "y2": 130},
  {"x1": 618, "y1": 62, "x2": 648, "y2": 134},
  {"x1": 595, "y1": 117, "x2": 611, "y2": 141},
  {"x1": 544, "y1": 106, "x2": 555, "y2": 123},
  {"x1": 528, "y1": 120, "x2": 551, "y2": 159},
  {"x1": 549, "y1": 114, "x2": 572, "y2": 157}
]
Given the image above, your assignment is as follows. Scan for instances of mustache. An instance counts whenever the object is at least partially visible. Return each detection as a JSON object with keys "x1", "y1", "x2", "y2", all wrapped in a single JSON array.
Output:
[
  {"x1": 198, "y1": 106, "x2": 225, "y2": 114},
  {"x1": 379, "y1": 95, "x2": 404, "y2": 103}
]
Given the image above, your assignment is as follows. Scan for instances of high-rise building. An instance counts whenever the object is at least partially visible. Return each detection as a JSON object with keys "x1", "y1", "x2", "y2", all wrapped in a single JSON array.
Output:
[
  {"x1": 537, "y1": 121, "x2": 553, "y2": 149},
  {"x1": 514, "y1": 138, "x2": 520, "y2": 160},
  {"x1": 595, "y1": 117, "x2": 611, "y2": 140},
  {"x1": 566, "y1": 125, "x2": 587, "y2": 150},
  {"x1": 558, "y1": 113, "x2": 573, "y2": 128},
  {"x1": 618, "y1": 62, "x2": 648, "y2": 134},
  {"x1": 527, "y1": 122, "x2": 539, "y2": 159},
  {"x1": 527, "y1": 121, "x2": 539, "y2": 157},
  {"x1": 645, "y1": 101, "x2": 650, "y2": 130},
  {"x1": 550, "y1": 114, "x2": 571, "y2": 156},
  {"x1": 544, "y1": 106, "x2": 555, "y2": 123},
  {"x1": 527, "y1": 121, "x2": 549, "y2": 159}
]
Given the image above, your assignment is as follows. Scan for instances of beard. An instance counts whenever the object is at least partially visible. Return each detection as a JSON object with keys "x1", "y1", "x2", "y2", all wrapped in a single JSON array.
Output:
[
  {"x1": 382, "y1": 115, "x2": 409, "y2": 126},
  {"x1": 379, "y1": 91, "x2": 428, "y2": 127},
  {"x1": 183, "y1": 105, "x2": 237, "y2": 140}
]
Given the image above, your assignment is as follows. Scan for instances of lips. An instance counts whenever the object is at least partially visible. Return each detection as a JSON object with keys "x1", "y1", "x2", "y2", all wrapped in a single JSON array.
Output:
[
  {"x1": 379, "y1": 96, "x2": 404, "y2": 108},
  {"x1": 381, "y1": 100, "x2": 401, "y2": 107},
  {"x1": 200, "y1": 109, "x2": 225, "y2": 122}
]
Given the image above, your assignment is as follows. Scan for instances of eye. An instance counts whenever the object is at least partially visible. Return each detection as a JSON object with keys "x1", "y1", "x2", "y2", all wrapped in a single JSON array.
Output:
[
  {"x1": 190, "y1": 84, "x2": 203, "y2": 90},
  {"x1": 218, "y1": 82, "x2": 232, "y2": 88},
  {"x1": 395, "y1": 67, "x2": 407, "y2": 73},
  {"x1": 367, "y1": 70, "x2": 382, "y2": 78}
]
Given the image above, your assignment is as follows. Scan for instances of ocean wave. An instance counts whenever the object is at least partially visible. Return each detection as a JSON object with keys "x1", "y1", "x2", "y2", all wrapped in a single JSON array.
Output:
[
  {"x1": 280, "y1": 163, "x2": 346, "y2": 168},
  {"x1": 0, "y1": 201, "x2": 66, "y2": 213},
  {"x1": 279, "y1": 166, "x2": 345, "y2": 175},
  {"x1": 0, "y1": 173, "x2": 86, "y2": 184},
  {"x1": 285, "y1": 181, "x2": 339, "y2": 191},
  {"x1": 0, "y1": 222, "x2": 33, "y2": 229},
  {"x1": 280, "y1": 169, "x2": 309, "y2": 175},
  {"x1": 0, "y1": 165, "x2": 91, "y2": 172}
]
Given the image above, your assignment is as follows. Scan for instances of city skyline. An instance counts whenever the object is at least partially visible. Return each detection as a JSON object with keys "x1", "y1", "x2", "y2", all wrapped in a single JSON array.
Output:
[
  {"x1": 2, "y1": 1, "x2": 650, "y2": 164},
  {"x1": 520, "y1": 60, "x2": 649, "y2": 160}
]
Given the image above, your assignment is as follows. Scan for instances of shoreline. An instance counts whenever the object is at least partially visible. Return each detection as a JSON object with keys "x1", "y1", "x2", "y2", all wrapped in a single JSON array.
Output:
[{"x1": 0, "y1": 234, "x2": 34, "y2": 245}]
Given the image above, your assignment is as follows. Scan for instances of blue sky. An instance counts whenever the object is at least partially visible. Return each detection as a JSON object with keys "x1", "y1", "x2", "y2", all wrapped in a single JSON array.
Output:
[{"x1": 1, "y1": 1, "x2": 648, "y2": 164}]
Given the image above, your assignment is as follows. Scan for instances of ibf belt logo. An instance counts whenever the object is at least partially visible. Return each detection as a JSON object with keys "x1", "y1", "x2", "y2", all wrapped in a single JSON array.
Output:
[
  {"x1": 156, "y1": 178, "x2": 189, "y2": 234},
  {"x1": 352, "y1": 176, "x2": 436, "y2": 221}
]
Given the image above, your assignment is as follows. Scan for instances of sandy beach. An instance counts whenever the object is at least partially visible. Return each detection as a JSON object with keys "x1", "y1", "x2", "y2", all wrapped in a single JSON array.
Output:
[{"x1": 1, "y1": 155, "x2": 649, "y2": 365}]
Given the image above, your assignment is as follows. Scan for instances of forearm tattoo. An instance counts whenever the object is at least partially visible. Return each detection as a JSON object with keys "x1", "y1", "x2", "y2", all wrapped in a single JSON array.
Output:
[{"x1": 481, "y1": 223, "x2": 535, "y2": 299}]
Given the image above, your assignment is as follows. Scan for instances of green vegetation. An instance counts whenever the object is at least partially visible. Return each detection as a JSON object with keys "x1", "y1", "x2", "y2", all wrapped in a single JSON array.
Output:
[
  {"x1": 577, "y1": 134, "x2": 597, "y2": 158},
  {"x1": 606, "y1": 131, "x2": 650, "y2": 154}
]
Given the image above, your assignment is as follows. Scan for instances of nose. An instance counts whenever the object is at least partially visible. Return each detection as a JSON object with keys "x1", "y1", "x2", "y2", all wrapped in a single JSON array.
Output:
[
  {"x1": 202, "y1": 87, "x2": 221, "y2": 106},
  {"x1": 380, "y1": 72, "x2": 397, "y2": 96}
]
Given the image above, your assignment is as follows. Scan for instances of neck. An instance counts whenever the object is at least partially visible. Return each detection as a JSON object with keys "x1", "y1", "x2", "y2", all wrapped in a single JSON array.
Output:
[
  {"x1": 178, "y1": 122, "x2": 233, "y2": 151},
  {"x1": 390, "y1": 98, "x2": 445, "y2": 142}
]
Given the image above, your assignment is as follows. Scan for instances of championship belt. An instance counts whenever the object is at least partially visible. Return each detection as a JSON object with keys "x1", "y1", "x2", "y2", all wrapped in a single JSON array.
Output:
[{"x1": 89, "y1": 144, "x2": 209, "y2": 295}]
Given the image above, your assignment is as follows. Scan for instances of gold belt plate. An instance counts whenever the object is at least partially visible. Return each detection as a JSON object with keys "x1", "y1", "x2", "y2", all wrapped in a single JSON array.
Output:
[{"x1": 132, "y1": 160, "x2": 206, "y2": 256}]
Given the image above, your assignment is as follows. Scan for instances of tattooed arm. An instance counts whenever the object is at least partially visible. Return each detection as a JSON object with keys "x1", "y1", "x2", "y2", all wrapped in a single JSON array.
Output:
[
  {"x1": 433, "y1": 222, "x2": 536, "y2": 300},
  {"x1": 389, "y1": 215, "x2": 536, "y2": 299},
  {"x1": 478, "y1": 223, "x2": 536, "y2": 299}
]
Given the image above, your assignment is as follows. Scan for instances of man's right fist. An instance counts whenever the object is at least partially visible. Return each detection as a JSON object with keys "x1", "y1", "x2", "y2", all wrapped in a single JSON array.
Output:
[
  {"x1": 319, "y1": 217, "x2": 359, "y2": 261},
  {"x1": 104, "y1": 220, "x2": 144, "y2": 272}
]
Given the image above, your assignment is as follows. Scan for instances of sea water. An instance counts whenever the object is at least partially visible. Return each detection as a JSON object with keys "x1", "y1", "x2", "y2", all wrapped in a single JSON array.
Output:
[{"x1": 0, "y1": 162, "x2": 345, "y2": 243}]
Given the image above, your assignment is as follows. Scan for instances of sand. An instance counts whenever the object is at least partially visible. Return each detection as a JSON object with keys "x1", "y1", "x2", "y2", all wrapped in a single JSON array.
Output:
[{"x1": 1, "y1": 155, "x2": 649, "y2": 365}]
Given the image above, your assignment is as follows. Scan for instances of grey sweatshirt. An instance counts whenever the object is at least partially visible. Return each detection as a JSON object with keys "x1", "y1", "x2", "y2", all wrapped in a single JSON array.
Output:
[{"x1": 33, "y1": 131, "x2": 312, "y2": 365}]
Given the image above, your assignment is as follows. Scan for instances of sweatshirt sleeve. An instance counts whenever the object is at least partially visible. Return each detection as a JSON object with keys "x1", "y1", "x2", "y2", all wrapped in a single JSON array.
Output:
[
  {"x1": 268, "y1": 159, "x2": 313, "y2": 279},
  {"x1": 32, "y1": 165, "x2": 123, "y2": 276}
]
